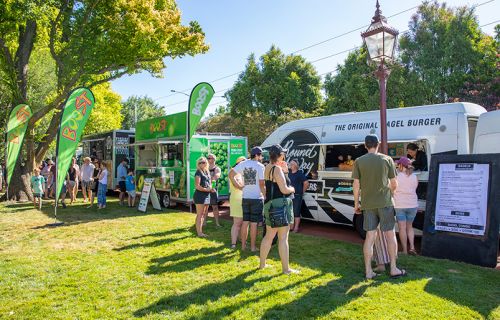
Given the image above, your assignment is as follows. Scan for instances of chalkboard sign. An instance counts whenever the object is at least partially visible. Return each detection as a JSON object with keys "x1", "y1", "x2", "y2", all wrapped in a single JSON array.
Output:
[
  {"x1": 138, "y1": 178, "x2": 162, "y2": 212},
  {"x1": 421, "y1": 154, "x2": 500, "y2": 268}
]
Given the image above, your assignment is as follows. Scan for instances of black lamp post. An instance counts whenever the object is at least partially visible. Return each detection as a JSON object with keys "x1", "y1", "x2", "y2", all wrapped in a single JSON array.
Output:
[{"x1": 361, "y1": 0, "x2": 399, "y2": 155}]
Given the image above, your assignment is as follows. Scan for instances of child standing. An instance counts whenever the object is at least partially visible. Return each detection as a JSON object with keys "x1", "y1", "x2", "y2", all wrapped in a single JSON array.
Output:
[
  {"x1": 97, "y1": 162, "x2": 108, "y2": 209},
  {"x1": 125, "y1": 168, "x2": 136, "y2": 207},
  {"x1": 31, "y1": 168, "x2": 45, "y2": 210}
]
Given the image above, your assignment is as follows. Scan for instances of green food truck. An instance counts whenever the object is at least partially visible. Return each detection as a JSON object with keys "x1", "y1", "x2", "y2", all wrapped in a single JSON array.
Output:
[{"x1": 134, "y1": 111, "x2": 247, "y2": 208}]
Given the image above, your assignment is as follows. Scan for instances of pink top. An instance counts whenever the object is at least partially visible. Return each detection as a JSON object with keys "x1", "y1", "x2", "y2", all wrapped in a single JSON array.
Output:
[{"x1": 393, "y1": 172, "x2": 418, "y2": 208}]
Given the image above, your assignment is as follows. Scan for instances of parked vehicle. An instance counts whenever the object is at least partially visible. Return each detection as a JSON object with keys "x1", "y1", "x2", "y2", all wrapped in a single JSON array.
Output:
[
  {"x1": 80, "y1": 130, "x2": 135, "y2": 190},
  {"x1": 473, "y1": 109, "x2": 500, "y2": 154},
  {"x1": 134, "y1": 111, "x2": 247, "y2": 207},
  {"x1": 262, "y1": 102, "x2": 487, "y2": 236}
]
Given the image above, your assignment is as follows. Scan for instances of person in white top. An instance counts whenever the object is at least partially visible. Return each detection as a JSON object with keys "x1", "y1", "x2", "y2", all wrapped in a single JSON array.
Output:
[
  {"x1": 229, "y1": 147, "x2": 265, "y2": 252},
  {"x1": 393, "y1": 157, "x2": 419, "y2": 255},
  {"x1": 97, "y1": 162, "x2": 108, "y2": 209},
  {"x1": 80, "y1": 157, "x2": 95, "y2": 203}
]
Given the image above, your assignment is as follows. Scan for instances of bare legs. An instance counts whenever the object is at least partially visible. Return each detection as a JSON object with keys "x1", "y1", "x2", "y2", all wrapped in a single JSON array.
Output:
[
  {"x1": 241, "y1": 221, "x2": 258, "y2": 251},
  {"x1": 260, "y1": 225, "x2": 297, "y2": 274},
  {"x1": 291, "y1": 217, "x2": 301, "y2": 232},
  {"x1": 195, "y1": 204, "x2": 208, "y2": 237},
  {"x1": 398, "y1": 221, "x2": 415, "y2": 254},
  {"x1": 212, "y1": 205, "x2": 221, "y2": 226},
  {"x1": 363, "y1": 230, "x2": 377, "y2": 278},
  {"x1": 231, "y1": 217, "x2": 243, "y2": 247}
]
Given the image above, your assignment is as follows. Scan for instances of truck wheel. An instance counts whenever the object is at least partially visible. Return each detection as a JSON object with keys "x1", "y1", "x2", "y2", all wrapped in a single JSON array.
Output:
[
  {"x1": 354, "y1": 215, "x2": 366, "y2": 239},
  {"x1": 161, "y1": 192, "x2": 171, "y2": 208}
]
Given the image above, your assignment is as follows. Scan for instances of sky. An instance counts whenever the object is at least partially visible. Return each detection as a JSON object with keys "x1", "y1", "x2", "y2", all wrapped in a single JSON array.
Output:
[{"x1": 111, "y1": 0, "x2": 500, "y2": 117}]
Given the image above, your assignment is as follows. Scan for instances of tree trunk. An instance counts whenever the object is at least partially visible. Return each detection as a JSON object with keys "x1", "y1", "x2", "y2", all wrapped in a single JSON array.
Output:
[{"x1": 2, "y1": 158, "x2": 32, "y2": 202}]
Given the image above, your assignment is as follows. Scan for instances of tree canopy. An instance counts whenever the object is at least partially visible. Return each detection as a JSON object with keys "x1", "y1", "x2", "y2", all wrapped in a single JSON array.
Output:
[{"x1": 121, "y1": 95, "x2": 166, "y2": 130}]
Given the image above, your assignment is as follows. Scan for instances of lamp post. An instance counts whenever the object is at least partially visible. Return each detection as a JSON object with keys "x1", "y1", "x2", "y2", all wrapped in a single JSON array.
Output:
[
  {"x1": 170, "y1": 89, "x2": 190, "y2": 97},
  {"x1": 361, "y1": 0, "x2": 398, "y2": 155}
]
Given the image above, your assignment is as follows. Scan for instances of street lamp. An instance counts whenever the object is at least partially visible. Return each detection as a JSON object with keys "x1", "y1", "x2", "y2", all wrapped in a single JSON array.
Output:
[
  {"x1": 170, "y1": 89, "x2": 190, "y2": 97},
  {"x1": 361, "y1": 0, "x2": 398, "y2": 155}
]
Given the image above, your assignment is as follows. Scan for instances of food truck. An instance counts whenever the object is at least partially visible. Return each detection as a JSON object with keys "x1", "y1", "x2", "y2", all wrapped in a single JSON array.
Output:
[
  {"x1": 473, "y1": 109, "x2": 500, "y2": 154},
  {"x1": 262, "y1": 102, "x2": 487, "y2": 236},
  {"x1": 81, "y1": 130, "x2": 135, "y2": 190},
  {"x1": 134, "y1": 111, "x2": 247, "y2": 208}
]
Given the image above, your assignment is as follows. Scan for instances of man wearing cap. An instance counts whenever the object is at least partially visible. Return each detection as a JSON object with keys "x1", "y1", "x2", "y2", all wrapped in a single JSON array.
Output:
[
  {"x1": 352, "y1": 134, "x2": 406, "y2": 279},
  {"x1": 229, "y1": 146, "x2": 266, "y2": 252}
]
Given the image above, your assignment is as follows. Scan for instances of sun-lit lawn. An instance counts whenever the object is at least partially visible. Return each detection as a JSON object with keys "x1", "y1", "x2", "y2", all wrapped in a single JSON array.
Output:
[{"x1": 0, "y1": 198, "x2": 499, "y2": 319}]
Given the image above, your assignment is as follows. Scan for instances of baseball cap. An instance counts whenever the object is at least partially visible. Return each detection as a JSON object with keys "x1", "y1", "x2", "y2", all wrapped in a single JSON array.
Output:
[
  {"x1": 268, "y1": 144, "x2": 288, "y2": 156},
  {"x1": 364, "y1": 134, "x2": 380, "y2": 144},
  {"x1": 250, "y1": 146, "x2": 263, "y2": 156},
  {"x1": 396, "y1": 156, "x2": 412, "y2": 167}
]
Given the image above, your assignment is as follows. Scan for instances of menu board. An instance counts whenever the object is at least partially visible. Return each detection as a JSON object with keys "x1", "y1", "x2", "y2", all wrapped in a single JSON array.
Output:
[{"x1": 435, "y1": 163, "x2": 489, "y2": 236}]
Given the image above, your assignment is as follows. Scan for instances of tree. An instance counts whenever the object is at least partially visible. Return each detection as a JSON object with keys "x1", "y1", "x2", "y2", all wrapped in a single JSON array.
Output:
[
  {"x1": 0, "y1": 0, "x2": 208, "y2": 200},
  {"x1": 226, "y1": 46, "x2": 322, "y2": 120},
  {"x1": 84, "y1": 83, "x2": 123, "y2": 135},
  {"x1": 399, "y1": 1, "x2": 498, "y2": 104},
  {"x1": 121, "y1": 95, "x2": 165, "y2": 129}
]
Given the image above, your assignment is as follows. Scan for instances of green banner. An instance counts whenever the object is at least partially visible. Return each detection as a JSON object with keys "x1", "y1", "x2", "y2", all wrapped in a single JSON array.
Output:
[
  {"x1": 56, "y1": 88, "x2": 95, "y2": 201},
  {"x1": 188, "y1": 82, "x2": 214, "y2": 141},
  {"x1": 135, "y1": 112, "x2": 187, "y2": 141},
  {"x1": 6, "y1": 104, "x2": 33, "y2": 186}
]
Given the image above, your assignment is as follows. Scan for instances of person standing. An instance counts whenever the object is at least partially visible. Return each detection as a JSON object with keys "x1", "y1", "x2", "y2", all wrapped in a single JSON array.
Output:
[
  {"x1": 229, "y1": 156, "x2": 247, "y2": 248},
  {"x1": 125, "y1": 168, "x2": 136, "y2": 207},
  {"x1": 352, "y1": 134, "x2": 406, "y2": 279},
  {"x1": 117, "y1": 158, "x2": 129, "y2": 206},
  {"x1": 71, "y1": 157, "x2": 80, "y2": 201},
  {"x1": 80, "y1": 157, "x2": 95, "y2": 203},
  {"x1": 88, "y1": 159, "x2": 100, "y2": 208},
  {"x1": 229, "y1": 147, "x2": 266, "y2": 252},
  {"x1": 288, "y1": 160, "x2": 309, "y2": 233},
  {"x1": 260, "y1": 145, "x2": 297, "y2": 274},
  {"x1": 41, "y1": 160, "x2": 53, "y2": 199},
  {"x1": 97, "y1": 162, "x2": 108, "y2": 209},
  {"x1": 207, "y1": 153, "x2": 222, "y2": 227},
  {"x1": 31, "y1": 168, "x2": 45, "y2": 210},
  {"x1": 193, "y1": 157, "x2": 215, "y2": 237},
  {"x1": 393, "y1": 156, "x2": 419, "y2": 255},
  {"x1": 406, "y1": 143, "x2": 427, "y2": 171},
  {"x1": 67, "y1": 165, "x2": 78, "y2": 204}
]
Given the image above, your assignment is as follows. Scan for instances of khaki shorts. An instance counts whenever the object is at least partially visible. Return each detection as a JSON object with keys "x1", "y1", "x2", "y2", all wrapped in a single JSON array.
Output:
[{"x1": 363, "y1": 206, "x2": 396, "y2": 232}]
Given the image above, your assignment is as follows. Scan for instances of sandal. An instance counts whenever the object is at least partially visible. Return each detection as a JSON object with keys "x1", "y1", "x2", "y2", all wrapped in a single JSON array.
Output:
[
  {"x1": 409, "y1": 249, "x2": 418, "y2": 256},
  {"x1": 230, "y1": 244, "x2": 236, "y2": 249},
  {"x1": 365, "y1": 272, "x2": 379, "y2": 280},
  {"x1": 390, "y1": 269, "x2": 407, "y2": 279}
]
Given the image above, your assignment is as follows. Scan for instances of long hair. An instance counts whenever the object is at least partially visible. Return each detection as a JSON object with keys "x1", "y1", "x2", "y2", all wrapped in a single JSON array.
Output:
[{"x1": 197, "y1": 157, "x2": 209, "y2": 174}]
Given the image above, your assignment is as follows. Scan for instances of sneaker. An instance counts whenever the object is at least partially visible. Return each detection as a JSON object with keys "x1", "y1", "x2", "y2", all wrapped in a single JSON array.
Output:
[{"x1": 61, "y1": 202, "x2": 66, "y2": 209}]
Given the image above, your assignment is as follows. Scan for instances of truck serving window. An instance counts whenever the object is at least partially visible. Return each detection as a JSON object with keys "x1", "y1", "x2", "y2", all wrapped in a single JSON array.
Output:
[
  {"x1": 137, "y1": 144, "x2": 158, "y2": 167},
  {"x1": 160, "y1": 143, "x2": 184, "y2": 167}
]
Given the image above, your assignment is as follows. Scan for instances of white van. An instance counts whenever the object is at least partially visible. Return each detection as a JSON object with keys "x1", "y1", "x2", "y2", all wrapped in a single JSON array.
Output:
[
  {"x1": 262, "y1": 102, "x2": 486, "y2": 236},
  {"x1": 473, "y1": 109, "x2": 500, "y2": 154}
]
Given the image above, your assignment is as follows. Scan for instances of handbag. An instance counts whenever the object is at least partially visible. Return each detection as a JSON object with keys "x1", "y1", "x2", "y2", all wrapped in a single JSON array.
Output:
[{"x1": 267, "y1": 166, "x2": 289, "y2": 228}]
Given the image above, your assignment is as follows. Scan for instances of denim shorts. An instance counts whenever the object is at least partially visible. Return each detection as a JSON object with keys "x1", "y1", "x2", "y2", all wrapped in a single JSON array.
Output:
[
  {"x1": 363, "y1": 206, "x2": 396, "y2": 232},
  {"x1": 395, "y1": 208, "x2": 418, "y2": 222}
]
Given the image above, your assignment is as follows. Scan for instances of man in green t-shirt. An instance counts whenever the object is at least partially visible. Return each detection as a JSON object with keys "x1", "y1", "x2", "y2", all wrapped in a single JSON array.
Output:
[{"x1": 352, "y1": 134, "x2": 406, "y2": 280}]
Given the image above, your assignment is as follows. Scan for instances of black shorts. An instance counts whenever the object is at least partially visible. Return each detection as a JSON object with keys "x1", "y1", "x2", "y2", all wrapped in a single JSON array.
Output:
[
  {"x1": 118, "y1": 181, "x2": 126, "y2": 193},
  {"x1": 292, "y1": 194, "x2": 303, "y2": 218},
  {"x1": 242, "y1": 198, "x2": 264, "y2": 223},
  {"x1": 210, "y1": 190, "x2": 219, "y2": 205}
]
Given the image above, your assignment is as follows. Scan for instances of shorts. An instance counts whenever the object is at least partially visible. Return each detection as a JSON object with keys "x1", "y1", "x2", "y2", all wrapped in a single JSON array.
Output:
[
  {"x1": 33, "y1": 193, "x2": 43, "y2": 198},
  {"x1": 292, "y1": 194, "x2": 303, "y2": 218},
  {"x1": 118, "y1": 181, "x2": 126, "y2": 193},
  {"x1": 242, "y1": 198, "x2": 264, "y2": 223},
  {"x1": 68, "y1": 180, "x2": 76, "y2": 188},
  {"x1": 363, "y1": 206, "x2": 396, "y2": 232},
  {"x1": 395, "y1": 208, "x2": 418, "y2": 222},
  {"x1": 193, "y1": 190, "x2": 210, "y2": 205},
  {"x1": 210, "y1": 190, "x2": 219, "y2": 205},
  {"x1": 81, "y1": 180, "x2": 92, "y2": 189},
  {"x1": 127, "y1": 190, "x2": 136, "y2": 198}
]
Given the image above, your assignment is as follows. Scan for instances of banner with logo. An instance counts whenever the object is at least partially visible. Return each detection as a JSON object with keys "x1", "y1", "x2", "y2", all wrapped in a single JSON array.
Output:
[
  {"x1": 55, "y1": 87, "x2": 95, "y2": 201},
  {"x1": 187, "y1": 82, "x2": 214, "y2": 142},
  {"x1": 6, "y1": 104, "x2": 33, "y2": 186}
]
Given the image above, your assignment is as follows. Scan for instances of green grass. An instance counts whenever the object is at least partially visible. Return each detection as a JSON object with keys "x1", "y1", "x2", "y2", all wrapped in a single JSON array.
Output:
[{"x1": 0, "y1": 199, "x2": 499, "y2": 319}]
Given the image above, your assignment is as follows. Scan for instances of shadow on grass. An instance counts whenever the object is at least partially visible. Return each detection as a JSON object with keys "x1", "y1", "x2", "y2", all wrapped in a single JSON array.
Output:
[
  {"x1": 4, "y1": 200, "x2": 175, "y2": 228},
  {"x1": 146, "y1": 245, "x2": 236, "y2": 275},
  {"x1": 134, "y1": 270, "x2": 274, "y2": 317}
]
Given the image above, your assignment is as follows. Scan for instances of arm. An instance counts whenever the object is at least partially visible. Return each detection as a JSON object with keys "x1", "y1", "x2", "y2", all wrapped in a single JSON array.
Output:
[
  {"x1": 353, "y1": 179, "x2": 361, "y2": 214},
  {"x1": 194, "y1": 175, "x2": 211, "y2": 192},
  {"x1": 273, "y1": 167, "x2": 295, "y2": 195},
  {"x1": 389, "y1": 177, "x2": 398, "y2": 193},
  {"x1": 259, "y1": 179, "x2": 266, "y2": 198},
  {"x1": 302, "y1": 177, "x2": 309, "y2": 194},
  {"x1": 212, "y1": 167, "x2": 221, "y2": 180},
  {"x1": 229, "y1": 168, "x2": 243, "y2": 190}
]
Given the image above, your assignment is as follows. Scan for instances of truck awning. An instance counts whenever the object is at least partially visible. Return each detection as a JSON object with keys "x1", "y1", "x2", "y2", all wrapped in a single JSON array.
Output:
[
  {"x1": 123, "y1": 140, "x2": 183, "y2": 147},
  {"x1": 301, "y1": 139, "x2": 424, "y2": 146}
]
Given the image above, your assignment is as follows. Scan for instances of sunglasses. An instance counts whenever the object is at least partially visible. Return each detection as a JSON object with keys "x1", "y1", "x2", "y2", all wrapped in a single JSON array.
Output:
[
  {"x1": 207, "y1": 157, "x2": 214, "y2": 160},
  {"x1": 199, "y1": 161, "x2": 207, "y2": 164}
]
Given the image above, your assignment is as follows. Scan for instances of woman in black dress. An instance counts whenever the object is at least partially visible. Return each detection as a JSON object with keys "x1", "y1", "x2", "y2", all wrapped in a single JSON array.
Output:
[{"x1": 193, "y1": 157, "x2": 215, "y2": 237}]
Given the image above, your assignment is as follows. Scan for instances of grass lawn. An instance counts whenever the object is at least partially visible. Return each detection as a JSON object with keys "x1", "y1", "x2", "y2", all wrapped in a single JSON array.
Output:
[{"x1": 0, "y1": 199, "x2": 499, "y2": 319}]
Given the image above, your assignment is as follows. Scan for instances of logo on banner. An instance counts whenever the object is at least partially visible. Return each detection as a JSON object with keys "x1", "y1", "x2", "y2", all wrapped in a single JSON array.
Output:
[
  {"x1": 61, "y1": 91, "x2": 93, "y2": 141},
  {"x1": 281, "y1": 130, "x2": 320, "y2": 176},
  {"x1": 192, "y1": 86, "x2": 210, "y2": 116}
]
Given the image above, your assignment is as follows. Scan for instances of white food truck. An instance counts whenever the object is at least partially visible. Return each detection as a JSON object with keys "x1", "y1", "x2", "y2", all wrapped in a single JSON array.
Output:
[
  {"x1": 473, "y1": 109, "x2": 500, "y2": 154},
  {"x1": 262, "y1": 102, "x2": 487, "y2": 236}
]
